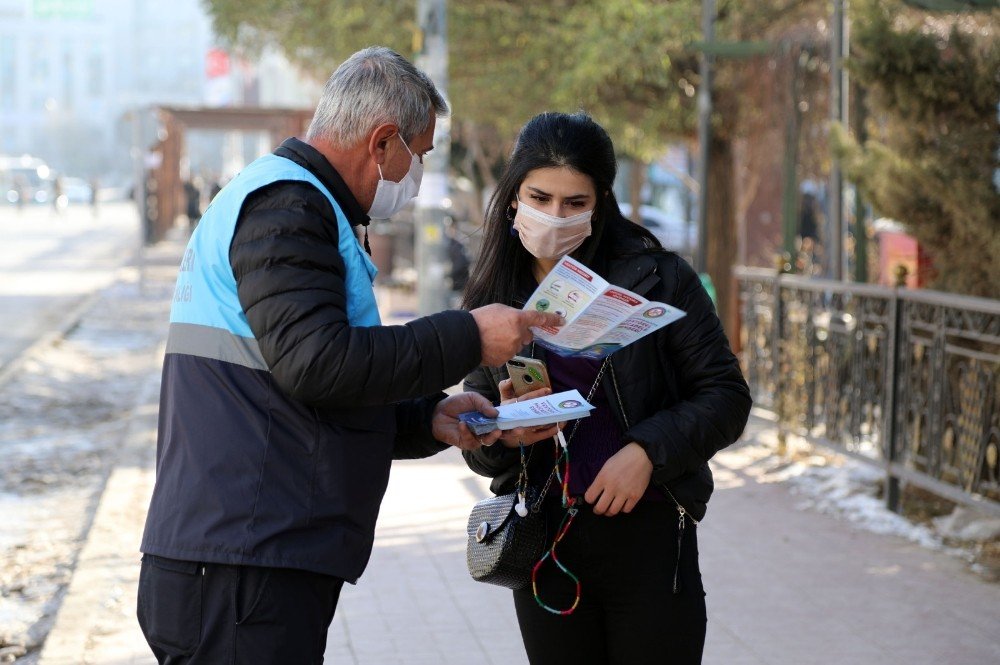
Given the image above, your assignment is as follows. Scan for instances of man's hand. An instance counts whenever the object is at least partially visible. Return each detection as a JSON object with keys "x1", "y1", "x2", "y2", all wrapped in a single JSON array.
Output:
[
  {"x1": 431, "y1": 392, "x2": 503, "y2": 451},
  {"x1": 496, "y1": 379, "x2": 562, "y2": 448},
  {"x1": 470, "y1": 304, "x2": 564, "y2": 367},
  {"x1": 584, "y1": 443, "x2": 653, "y2": 516}
]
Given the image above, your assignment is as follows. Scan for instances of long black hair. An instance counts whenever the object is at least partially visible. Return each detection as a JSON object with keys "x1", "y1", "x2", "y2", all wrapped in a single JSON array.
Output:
[{"x1": 462, "y1": 112, "x2": 662, "y2": 310}]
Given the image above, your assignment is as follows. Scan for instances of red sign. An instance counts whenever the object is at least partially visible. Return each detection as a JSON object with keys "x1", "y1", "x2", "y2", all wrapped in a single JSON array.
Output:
[
  {"x1": 562, "y1": 260, "x2": 593, "y2": 281},
  {"x1": 206, "y1": 48, "x2": 230, "y2": 79},
  {"x1": 605, "y1": 289, "x2": 641, "y2": 306}
]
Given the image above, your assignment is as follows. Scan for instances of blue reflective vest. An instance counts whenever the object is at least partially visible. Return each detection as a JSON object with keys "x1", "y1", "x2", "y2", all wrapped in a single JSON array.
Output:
[
  {"x1": 141, "y1": 155, "x2": 396, "y2": 582},
  {"x1": 172, "y1": 153, "x2": 380, "y2": 337}
]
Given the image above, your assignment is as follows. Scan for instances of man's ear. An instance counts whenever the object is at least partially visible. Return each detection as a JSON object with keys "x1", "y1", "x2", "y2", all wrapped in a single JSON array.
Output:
[{"x1": 367, "y1": 123, "x2": 399, "y2": 165}]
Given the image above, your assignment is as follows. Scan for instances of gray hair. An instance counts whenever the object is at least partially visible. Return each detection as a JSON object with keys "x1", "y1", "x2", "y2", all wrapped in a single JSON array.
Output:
[{"x1": 306, "y1": 46, "x2": 448, "y2": 148}]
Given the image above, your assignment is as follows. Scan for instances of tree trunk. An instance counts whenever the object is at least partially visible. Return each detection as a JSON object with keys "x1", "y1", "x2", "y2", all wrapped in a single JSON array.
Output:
[
  {"x1": 629, "y1": 159, "x2": 646, "y2": 219},
  {"x1": 706, "y1": 134, "x2": 738, "y2": 341}
]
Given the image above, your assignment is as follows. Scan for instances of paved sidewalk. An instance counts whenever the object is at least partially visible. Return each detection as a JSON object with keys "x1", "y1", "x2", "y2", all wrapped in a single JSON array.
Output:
[{"x1": 36, "y1": 235, "x2": 1000, "y2": 664}]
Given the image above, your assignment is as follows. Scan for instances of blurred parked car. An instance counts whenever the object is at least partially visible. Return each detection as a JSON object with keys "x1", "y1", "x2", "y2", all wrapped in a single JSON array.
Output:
[
  {"x1": 61, "y1": 177, "x2": 94, "y2": 204},
  {"x1": 619, "y1": 202, "x2": 696, "y2": 254},
  {"x1": 1, "y1": 155, "x2": 53, "y2": 205}
]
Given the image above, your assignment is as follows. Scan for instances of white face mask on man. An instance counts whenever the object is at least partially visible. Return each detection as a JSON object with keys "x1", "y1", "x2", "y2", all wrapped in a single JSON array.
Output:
[
  {"x1": 513, "y1": 196, "x2": 593, "y2": 260},
  {"x1": 368, "y1": 134, "x2": 423, "y2": 220}
]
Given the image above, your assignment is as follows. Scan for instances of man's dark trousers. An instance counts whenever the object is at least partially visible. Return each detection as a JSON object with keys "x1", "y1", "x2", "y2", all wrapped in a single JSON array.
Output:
[{"x1": 137, "y1": 554, "x2": 345, "y2": 664}]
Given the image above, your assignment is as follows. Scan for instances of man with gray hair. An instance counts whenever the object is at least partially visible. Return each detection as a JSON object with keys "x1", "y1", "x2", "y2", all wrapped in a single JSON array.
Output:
[{"x1": 137, "y1": 46, "x2": 562, "y2": 663}]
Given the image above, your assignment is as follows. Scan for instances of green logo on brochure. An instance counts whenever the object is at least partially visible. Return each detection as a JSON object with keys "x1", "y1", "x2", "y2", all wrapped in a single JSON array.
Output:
[
  {"x1": 558, "y1": 400, "x2": 582, "y2": 409},
  {"x1": 535, "y1": 299, "x2": 550, "y2": 312}
]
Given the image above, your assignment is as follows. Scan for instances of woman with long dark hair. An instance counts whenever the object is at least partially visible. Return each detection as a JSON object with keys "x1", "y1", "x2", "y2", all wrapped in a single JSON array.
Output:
[{"x1": 462, "y1": 112, "x2": 752, "y2": 664}]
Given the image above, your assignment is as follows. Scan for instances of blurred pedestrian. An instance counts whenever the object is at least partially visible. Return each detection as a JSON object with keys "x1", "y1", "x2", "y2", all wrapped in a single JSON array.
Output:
[
  {"x1": 13, "y1": 175, "x2": 26, "y2": 212},
  {"x1": 137, "y1": 46, "x2": 563, "y2": 665},
  {"x1": 208, "y1": 177, "x2": 222, "y2": 203},
  {"x1": 182, "y1": 178, "x2": 201, "y2": 230},
  {"x1": 89, "y1": 176, "x2": 100, "y2": 216},
  {"x1": 51, "y1": 176, "x2": 63, "y2": 213},
  {"x1": 446, "y1": 222, "x2": 471, "y2": 292},
  {"x1": 462, "y1": 112, "x2": 751, "y2": 665}
]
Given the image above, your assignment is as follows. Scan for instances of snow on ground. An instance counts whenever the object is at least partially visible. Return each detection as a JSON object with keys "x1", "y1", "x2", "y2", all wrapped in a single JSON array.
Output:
[
  {"x1": 721, "y1": 427, "x2": 998, "y2": 578},
  {"x1": 780, "y1": 451, "x2": 942, "y2": 549},
  {"x1": 0, "y1": 267, "x2": 170, "y2": 663}
]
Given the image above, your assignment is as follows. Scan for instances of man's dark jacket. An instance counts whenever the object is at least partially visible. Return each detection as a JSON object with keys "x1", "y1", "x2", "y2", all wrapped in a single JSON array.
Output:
[
  {"x1": 141, "y1": 139, "x2": 482, "y2": 582},
  {"x1": 463, "y1": 248, "x2": 751, "y2": 521}
]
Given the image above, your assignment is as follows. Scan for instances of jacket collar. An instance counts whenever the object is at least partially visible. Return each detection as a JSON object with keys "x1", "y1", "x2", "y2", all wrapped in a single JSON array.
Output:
[
  {"x1": 606, "y1": 251, "x2": 661, "y2": 296},
  {"x1": 274, "y1": 138, "x2": 370, "y2": 228}
]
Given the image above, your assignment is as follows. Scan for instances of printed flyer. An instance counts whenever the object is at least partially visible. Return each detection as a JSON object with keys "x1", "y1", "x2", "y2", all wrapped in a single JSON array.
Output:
[
  {"x1": 524, "y1": 256, "x2": 686, "y2": 359},
  {"x1": 458, "y1": 389, "x2": 594, "y2": 434}
]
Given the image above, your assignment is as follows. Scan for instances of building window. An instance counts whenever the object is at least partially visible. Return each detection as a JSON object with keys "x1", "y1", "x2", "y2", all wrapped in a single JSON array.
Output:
[
  {"x1": 87, "y1": 51, "x2": 102, "y2": 97},
  {"x1": 62, "y1": 49, "x2": 73, "y2": 111},
  {"x1": 0, "y1": 37, "x2": 15, "y2": 111}
]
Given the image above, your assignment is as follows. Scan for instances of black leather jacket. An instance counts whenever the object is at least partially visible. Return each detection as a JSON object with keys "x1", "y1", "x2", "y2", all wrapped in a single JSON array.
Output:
[{"x1": 462, "y1": 248, "x2": 751, "y2": 521}]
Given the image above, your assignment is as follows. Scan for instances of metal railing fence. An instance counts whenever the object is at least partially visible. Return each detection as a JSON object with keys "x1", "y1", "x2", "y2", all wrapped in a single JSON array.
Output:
[{"x1": 735, "y1": 267, "x2": 1000, "y2": 516}]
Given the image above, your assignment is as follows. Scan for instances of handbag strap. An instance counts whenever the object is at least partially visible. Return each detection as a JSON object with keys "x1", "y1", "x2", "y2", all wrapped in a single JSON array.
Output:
[
  {"x1": 528, "y1": 356, "x2": 611, "y2": 616},
  {"x1": 529, "y1": 356, "x2": 611, "y2": 510}
]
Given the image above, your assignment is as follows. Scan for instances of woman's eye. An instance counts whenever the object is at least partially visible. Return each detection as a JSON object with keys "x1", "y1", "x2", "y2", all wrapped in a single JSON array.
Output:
[{"x1": 530, "y1": 195, "x2": 549, "y2": 203}]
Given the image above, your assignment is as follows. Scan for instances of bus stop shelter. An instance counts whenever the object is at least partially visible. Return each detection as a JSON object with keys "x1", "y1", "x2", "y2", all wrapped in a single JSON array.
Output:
[{"x1": 145, "y1": 106, "x2": 312, "y2": 242}]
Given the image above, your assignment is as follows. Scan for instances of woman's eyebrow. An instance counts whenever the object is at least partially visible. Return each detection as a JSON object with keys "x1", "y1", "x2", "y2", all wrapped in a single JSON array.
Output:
[{"x1": 526, "y1": 186, "x2": 590, "y2": 199}]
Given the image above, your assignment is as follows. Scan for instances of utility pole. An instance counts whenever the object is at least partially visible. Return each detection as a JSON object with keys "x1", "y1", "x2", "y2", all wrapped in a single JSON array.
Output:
[
  {"x1": 129, "y1": 108, "x2": 147, "y2": 293},
  {"x1": 414, "y1": 0, "x2": 451, "y2": 314},
  {"x1": 829, "y1": 0, "x2": 846, "y2": 280},
  {"x1": 695, "y1": 0, "x2": 715, "y2": 274},
  {"x1": 852, "y1": 84, "x2": 869, "y2": 283}
]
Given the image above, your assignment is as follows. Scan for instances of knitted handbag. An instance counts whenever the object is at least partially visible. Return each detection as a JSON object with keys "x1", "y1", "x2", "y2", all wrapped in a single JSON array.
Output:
[{"x1": 466, "y1": 486, "x2": 546, "y2": 589}]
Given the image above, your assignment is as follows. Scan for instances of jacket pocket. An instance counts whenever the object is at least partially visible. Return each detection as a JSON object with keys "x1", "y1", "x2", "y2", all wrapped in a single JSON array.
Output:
[
  {"x1": 315, "y1": 404, "x2": 396, "y2": 434},
  {"x1": 138, "y1": 555, "x2": 202, "y2": 656}
]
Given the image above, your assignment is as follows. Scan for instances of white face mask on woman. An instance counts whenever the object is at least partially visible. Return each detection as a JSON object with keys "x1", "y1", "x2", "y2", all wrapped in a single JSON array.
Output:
[
  {"x1": 513, "y1": 196, "x2": 593, "y2": 260},
  {"x1": 368, "y1": 135, "x2": 423, "y2": 220}
]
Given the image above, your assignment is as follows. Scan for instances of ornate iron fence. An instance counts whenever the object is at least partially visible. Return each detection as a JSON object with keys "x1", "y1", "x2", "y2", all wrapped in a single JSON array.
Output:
[{"x1": 735, "y1": 267, "x2": 1000, "y2": 515}]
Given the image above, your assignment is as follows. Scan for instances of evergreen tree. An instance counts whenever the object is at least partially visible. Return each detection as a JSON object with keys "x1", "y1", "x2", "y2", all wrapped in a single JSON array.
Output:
[{"x1": 836, "y1": 0, "x2": 1000, "y2": 297}]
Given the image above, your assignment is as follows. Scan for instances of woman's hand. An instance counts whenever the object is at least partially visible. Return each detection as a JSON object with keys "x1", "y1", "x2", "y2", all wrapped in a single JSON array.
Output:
[
  {"x1": 584, "y1": 442, "x2": 653, "y2": 516},
  {"x1": 496, "y1": 379, "x2": 563, "y2": 448}
]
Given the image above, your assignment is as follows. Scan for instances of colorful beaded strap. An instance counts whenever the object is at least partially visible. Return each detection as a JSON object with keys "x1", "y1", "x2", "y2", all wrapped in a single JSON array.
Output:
[{"x1": 529, "y1": 358, "x2": 610, "y2": 615}]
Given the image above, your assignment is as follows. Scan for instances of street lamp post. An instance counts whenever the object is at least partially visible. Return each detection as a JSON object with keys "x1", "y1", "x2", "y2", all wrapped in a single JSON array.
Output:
[
  {"x1": 829, "y1": 0, "x2": 846, "y2": 280},
  {"x1": 129, "y1": 108, "x2": 147, "y2": 293},
  {"x1": 414, "y1": 0, "x2": 452, "y2": 315},
  {"x1": 695, "y1": 0, "x2": 715, "y2": 275}
]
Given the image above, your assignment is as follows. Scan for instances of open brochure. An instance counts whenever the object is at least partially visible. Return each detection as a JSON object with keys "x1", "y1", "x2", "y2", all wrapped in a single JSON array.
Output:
[
  {"x1": 524, "y1": 256, "x2": 686, "y2": 359},
  {"x1": 458, "y1": 389, "x2": 594, "y2": 435}
]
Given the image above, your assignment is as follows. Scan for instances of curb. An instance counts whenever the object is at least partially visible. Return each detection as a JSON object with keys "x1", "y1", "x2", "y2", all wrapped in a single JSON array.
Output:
[
  {"x1": 0, "y1": 291, "x2": 102, "y2": 391},
  {"x1": 36, "y1": 359, "x2": 163, "y2": 665},
  {"x1": 29, "y1": 238, "x2": 186, "y2": 665}
]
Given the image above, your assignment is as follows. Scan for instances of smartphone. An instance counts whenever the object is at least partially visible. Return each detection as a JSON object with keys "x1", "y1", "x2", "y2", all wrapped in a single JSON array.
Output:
[{"x1": 506, "y1": 356, "x2": 551, "y2": 398}]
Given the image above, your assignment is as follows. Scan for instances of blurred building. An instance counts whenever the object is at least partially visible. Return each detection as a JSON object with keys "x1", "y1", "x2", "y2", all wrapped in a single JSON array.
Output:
[{"x1": 0, "y1": 0, "x2": 318, "y2": 181}]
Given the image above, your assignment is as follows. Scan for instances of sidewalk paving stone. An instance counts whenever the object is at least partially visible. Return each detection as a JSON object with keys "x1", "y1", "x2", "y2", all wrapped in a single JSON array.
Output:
[{"x1": 34, "y1": 235, "x2": 1000, "y2": 665}]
